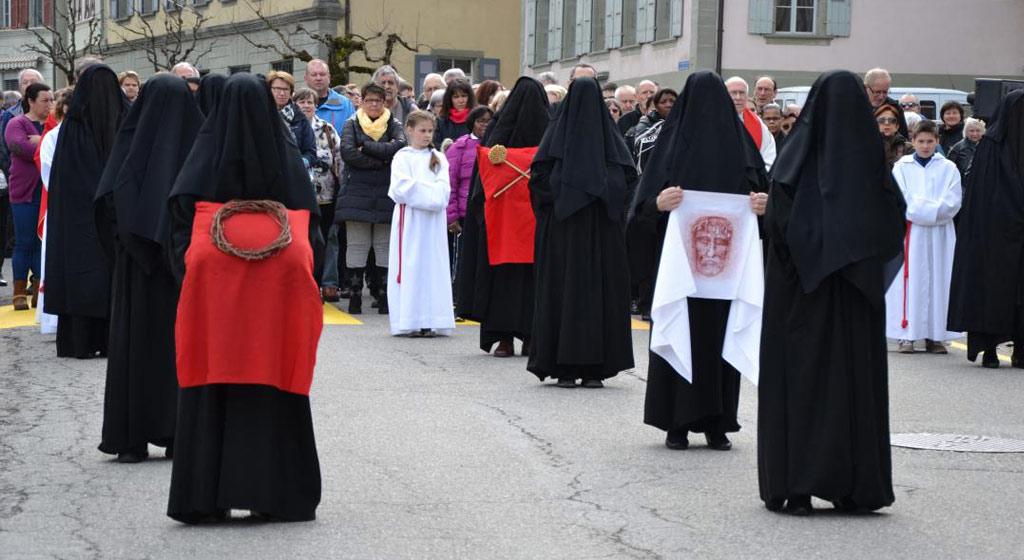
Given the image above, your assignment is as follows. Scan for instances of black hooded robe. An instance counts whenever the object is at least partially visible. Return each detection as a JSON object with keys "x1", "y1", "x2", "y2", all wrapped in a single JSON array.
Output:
[
  {"x1": 456, "y1": 77, "x2": 550, "y2": 352},
  {"x1": 526, "y1": 78, "x2": 635, "y2": 382},
  {"x1": 757, "y1": 71, "x2": 906, "y2": 511},
  {"x1": 166, "y1": 73, "x2": 323, "y2": 523},
  {"x1": 948, "y1": 90, "x2": 1024, "y2": 360},
  {"x1": 629, "y1": 72, "x2": 768, "y2": 437},
  {"x1": 93, "y1": 75, "x2": 204, "y2": 457},
  {"x1": 44, "y1": 64, "x2": 128, "y2": 358}
]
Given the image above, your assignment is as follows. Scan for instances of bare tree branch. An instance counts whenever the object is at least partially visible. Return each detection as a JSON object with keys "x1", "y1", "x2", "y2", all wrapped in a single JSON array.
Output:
[
  {"x1": 111, "y1": 6, "x2": 215, "y2": 72},
  {"x1": 21, "y1": 2, "x2": 105, "y2": 84},
  {"x1": 237, "y1": 0, "x2": 427, "y2": 84}
]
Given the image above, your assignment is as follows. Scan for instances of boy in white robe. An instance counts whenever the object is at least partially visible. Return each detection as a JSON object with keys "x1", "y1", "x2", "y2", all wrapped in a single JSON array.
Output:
[
  {"x1": 885, "y1": 119, "x2": 962, "y2": 352},
  {"x1": 387, "y1": 110, "x2": 455, "y2": 337}
]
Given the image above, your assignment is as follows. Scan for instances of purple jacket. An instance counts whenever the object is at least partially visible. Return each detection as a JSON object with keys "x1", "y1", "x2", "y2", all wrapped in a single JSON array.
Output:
[
  {"x1": 445, "y1": 133, "x2": 479, "y2": 224},
  {"x1": 4, "y1": 115, "x2": 42, "y2": 203}
]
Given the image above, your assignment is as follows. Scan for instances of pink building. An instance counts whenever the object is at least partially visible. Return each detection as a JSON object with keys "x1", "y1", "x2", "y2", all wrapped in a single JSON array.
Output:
[{"x1": 523, "y1": 0, "x2": 1024, "y2": 91}]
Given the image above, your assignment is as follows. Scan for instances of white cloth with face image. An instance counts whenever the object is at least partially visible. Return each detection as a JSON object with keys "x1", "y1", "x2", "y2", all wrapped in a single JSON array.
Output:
[{"x1": 649, "y1": 190, "x2": 763, "y2": 384}]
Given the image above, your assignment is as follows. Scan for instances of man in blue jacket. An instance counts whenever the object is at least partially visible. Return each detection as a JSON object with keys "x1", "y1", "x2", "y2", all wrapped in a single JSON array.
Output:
[
  {"x1": 305, "y1": 59, "x2": 354, "y2": 131},
  {"x1": 304, "y1": 59, "x2": 354, "y2": 301}
]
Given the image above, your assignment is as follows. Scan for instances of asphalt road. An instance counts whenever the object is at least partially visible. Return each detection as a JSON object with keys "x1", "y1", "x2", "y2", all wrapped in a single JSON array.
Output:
[{"x1": 1, "y1": 276, "x2": 1023, "y2": 558}]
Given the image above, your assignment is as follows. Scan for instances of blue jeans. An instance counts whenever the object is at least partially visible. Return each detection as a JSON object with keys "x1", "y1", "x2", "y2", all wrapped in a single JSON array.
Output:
[
  {"x1": 11, "y1": 197, "x2": 40, "y2": 282},
  {"x1": 323, "y1": 223, "x2": 340, "y2": 288}
]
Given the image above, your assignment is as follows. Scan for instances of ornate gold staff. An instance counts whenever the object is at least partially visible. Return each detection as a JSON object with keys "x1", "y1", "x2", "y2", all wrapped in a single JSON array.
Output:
[{"x1": 488, "y1": 144, "x2": 531, "y2": 198}]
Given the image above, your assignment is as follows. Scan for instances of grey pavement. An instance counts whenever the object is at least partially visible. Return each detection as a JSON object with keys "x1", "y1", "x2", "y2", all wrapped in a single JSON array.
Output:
[{"x1": 1, "y1": 280, "x2": 1024, "y2": 558}]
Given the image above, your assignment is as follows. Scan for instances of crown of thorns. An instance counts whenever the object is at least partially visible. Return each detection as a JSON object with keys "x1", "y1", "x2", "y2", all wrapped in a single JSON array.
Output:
[{"x1": 211, "y1": 200, "x2": 292, "y2": 261}]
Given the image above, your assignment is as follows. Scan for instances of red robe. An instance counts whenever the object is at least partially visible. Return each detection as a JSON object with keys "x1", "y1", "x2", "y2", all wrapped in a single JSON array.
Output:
[
  {"x1": 476, "y1": 145, "x2": 538, "y2": 265},
  {"x1": 175, "y1": 202, "x2": 323, "y2": 396},
  {"x1": 742, "y1": 109, "x2": 764, "y2": 149}
]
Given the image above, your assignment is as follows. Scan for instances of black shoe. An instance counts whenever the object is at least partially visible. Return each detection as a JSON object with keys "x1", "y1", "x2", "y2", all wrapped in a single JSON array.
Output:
[
  {"x1": 581, "y1": 379, "x2": 604, "y2": 388},
  {"x1": 983, "y1": 350, "x2": 1000, "y2": 369},
  {"x1": 555, "y1": 378, "x2": 577, "y2": 388},
  {"x1": 784, "y1": 495, "x2": 813, "y2": 516},
  {"x1": 765, "y1": 498, "x2": 786, "y2": 512},
  {"x1": 116, "y1": 447, "x2": 149, "y2": 463},
  {"x1": 347, "y1": 267, "x2": 365, "y2": 314},
  {"x1": 371, "y1": 300, "x2": 379, "y2": 309},
  {"x1": 377, "y1": 296, "x2": 389, "y2": 314},
  {"x1": 705, "y1": 432, "x2": 732, "y2": 451},
  {"x1": 630, "y1": 299, "x2": 640, "y2": 315},
  {"x1": 419, "y1": 329, "x2": 436, "y2": 338},
  {"x1": 641, "y1": 313, "x2": 652, "y2": 322},
  {"x1": 665, "y1": 430, "x2": 689, "y2": 450},
  {"x1": 164, "y1": 444, "x2": 174, "y2": 459},
  {"x1": 831, "y1": 497, "x2": 858, "y2": 512},
  {"x1": 348, "y1": 292, "x2": 362, "y2": 314},
  {"x1": 1012, "y1": 349, "x2": 1024, "y2": 369}
]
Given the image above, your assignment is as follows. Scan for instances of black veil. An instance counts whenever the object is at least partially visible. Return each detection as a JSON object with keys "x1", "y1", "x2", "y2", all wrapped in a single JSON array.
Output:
[
  {"x1": 533, "y1": 77, "x2": 633, "y2": 220},
  {"x1": 770, "y1": 70, "x2": 905, "y2": 294},
  {"x1": 95, "y1": 74, "x2": 204, "y2": 252}
]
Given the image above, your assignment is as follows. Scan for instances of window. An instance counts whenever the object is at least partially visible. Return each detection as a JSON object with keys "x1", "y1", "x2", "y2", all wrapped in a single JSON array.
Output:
[
  {"x1": 75, "y1": 0, "x2": 97, "y2": 20},
  {"x1": 138, "y1": 0, "x2": 158, "y2": 15},
  {"x1": 0, "y1": 0, "x2": 10, "y2": 28},
  {"x1": 535, "y1": 0, "x2": 550, "y2": 65},
  {"x1": 591, "y1": 0, "x2": 605, "y2": 50},
  {"x1": 561, "y1": 0, "x2": 576, "y2": 59},
  {"x1": 165, "y1": 0, "x2": 182, "y2": 11},
  {"x1": 271, "y1": 59, "x2": 294, "y2": 73},
  {"x1": 653, "y1": 0, "x2": 670, "y2": 40},
  {"x1": 621, "y1": 0, "x2": 637, "y2": 45},
  {"x1": 774, "y1": 0, "x2": 815, "y2": 33},
  {"x1": 3, "y1": 78, "x2": 18, "y2": 92},
  {"x1": 110, "y1": 0, "x2": 131, "y2": 19},
  {"x1": 435, "y1": 57, "x2": 474, "y2": 83},
  {"x1": 229, "y1": 65, "x2": 251, "y2": 75},
  {"x1": 28, "y1": 0, "x2": 44, "y2": 27}
]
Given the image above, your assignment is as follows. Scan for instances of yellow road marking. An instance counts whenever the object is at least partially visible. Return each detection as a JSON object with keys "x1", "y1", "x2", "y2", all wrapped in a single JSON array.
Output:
[
  {"x1": 456, "y1": 318, "x2": 480, "y2": 326},
  {"x1": 632, "y1": 318, "x2": 650, "y2": 331},
  {"x1": 949, "y1": 341, "x2": 1012, "y2": 364},
  {"x1": 323, "y1": 303, "x2": 363, "y2": 325},
  {"x1": 0, "y1": 305, "x2": 37, "y2": 329}
]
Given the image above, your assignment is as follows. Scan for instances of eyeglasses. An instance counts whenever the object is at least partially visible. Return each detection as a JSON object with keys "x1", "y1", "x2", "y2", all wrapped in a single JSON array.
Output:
[
  {"x1": 270, "y1": 86, "x2": 291, "y2": 93},
  {"x1": 900, "y1": 103, "x2": 919, "y2": 109},
  {"x1": 866, "y1": 86, "x2": 889, "y2": 97},
  {"x1": 876, "y1": 117, "x2": 899, "y2": 125},
  {"x1": 362, "y1": 98, "x2": 384, "y2": 105}
]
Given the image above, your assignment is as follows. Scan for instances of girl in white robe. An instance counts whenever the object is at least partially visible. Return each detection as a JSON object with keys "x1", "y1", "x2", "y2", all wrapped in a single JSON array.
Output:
[
  {"x1": 885, "y1": 120, "x2": 962, "y2": 352},
  {"x1": 36, "y1": 122, "x2": 60, "y2": 335},
  {"x1": 387, "y1": 110, "x2": 455, "y2": 337}
]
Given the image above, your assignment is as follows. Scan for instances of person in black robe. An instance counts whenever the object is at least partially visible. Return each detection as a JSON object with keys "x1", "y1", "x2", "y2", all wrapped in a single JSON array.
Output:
[
  {"x1": 628, "y1": 71, "x2": 768, "y2": 451},
  {"x1": 197, "y1": 73, "x2": 227, "y2": 117},
  {"x1": 455, "y1": 77, "x2": 550, "y2": 357},
  {"x1": 92, "y1": 75, "x2": 203, "y2": 463},
  {"x1": 166, "y1": 73, "x2": 324, "y2": 524},
  {"x1": 758, "y1": 70, "x2": 906, "y2": 515},
  {"x1": 44, "y1": 64, "x2": 128, "y2": 358},
  {"x1": 948, "y1": 90, "x2": 1024, "y2": 368},
  {"x1": 527, "y1": 77, "x2": 635, "y2": 388}
]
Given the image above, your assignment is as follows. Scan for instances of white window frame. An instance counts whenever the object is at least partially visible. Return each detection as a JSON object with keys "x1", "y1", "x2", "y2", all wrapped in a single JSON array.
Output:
[
  {"x1": 0, "y1": 0, "x2": 11, "y2": 28},
  {"x1": 28, "y1": 0, "x2": 44, "y2": 28},
  {"x1": 775, "y1": 0, "x2": 816, "y2": 34}
]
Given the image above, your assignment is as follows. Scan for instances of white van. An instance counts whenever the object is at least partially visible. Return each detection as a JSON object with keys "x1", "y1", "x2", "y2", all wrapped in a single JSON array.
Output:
[{"x1": 775, "y1": 86, "x2": 969, "y2": 121}]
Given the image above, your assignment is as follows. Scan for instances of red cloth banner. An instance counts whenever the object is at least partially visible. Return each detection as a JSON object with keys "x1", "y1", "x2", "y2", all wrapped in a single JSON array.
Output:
[
  {"x1": 176, "y1": 202, "x2": 323, "y2": 396},
  {"x1": 477, "y1": 145, "x2": 538, "y2": 265}
]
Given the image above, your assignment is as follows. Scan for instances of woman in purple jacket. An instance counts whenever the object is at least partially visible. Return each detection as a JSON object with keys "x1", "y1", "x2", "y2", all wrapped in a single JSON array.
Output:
[
  {"x1": 445, "y1": 106, "x2": 493, "y2": 289},
  {"x1": 4, "y1": 83, "x2": 51, "y2": 310}
]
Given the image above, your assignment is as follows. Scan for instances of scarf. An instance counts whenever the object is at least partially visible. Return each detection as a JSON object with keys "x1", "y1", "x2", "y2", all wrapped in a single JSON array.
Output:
[
  {"x1": 357, "y1": 108, "x2": 391, "y2": 141},
  {"x1": 449, "y1": 107, "x2": 470, "y2": 124}
]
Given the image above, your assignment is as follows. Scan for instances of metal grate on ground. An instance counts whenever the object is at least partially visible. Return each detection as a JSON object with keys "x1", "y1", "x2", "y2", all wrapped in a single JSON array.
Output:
[{"x1": 891, "y1": 433, "x2": 1024, "y2": 453}]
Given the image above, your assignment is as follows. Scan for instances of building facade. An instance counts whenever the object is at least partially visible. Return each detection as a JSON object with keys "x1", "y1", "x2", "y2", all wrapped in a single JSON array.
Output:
[
  {"x1": 0, "y1": 0, "x2": 56, "y2": 91},
  {"x1": 1, "y1": 0, "x2": 521, "y2": 91},
  {"x1": 523, "y1": 0, "x2": 1024, "y2": 91}
]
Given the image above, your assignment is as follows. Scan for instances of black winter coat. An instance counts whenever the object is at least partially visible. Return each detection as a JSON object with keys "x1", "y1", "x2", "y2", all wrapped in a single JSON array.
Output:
[
  {"x1": 947, "y1": 137, "x2": 977, "y2": 179},
  {"x1": 434, "y1": 116, "x2": 469, "y2": 147},
  {"x1": 335, "y1": 114, "x2": 406, "y2": 224},
  {"x1": 280, "y1": 102, "x2": 318, "y2": 167}
]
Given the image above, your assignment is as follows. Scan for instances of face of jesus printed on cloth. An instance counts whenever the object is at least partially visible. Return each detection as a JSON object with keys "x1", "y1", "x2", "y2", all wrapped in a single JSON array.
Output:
[{"x1": 691, "y1": 216, "x2": 733, "y2": 277}]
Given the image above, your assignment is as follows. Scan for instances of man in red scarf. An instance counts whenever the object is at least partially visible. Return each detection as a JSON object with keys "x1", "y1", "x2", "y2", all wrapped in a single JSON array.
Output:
[{"x1": 726, "y1": 76, "x2": 776, "y2": 171}]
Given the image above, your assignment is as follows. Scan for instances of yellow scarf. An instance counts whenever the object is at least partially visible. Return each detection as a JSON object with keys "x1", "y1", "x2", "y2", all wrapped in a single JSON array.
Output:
[{"x1": 356, "y1": 108, "x2": 391, "y2": 141}]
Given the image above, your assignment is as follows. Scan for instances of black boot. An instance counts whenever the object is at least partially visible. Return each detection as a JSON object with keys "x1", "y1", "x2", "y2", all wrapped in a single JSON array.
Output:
[
  {"x1": 348, "y1": 267, "x2": 364, "y2": 314},
  {"x1": 983, "y1": 349, "x2": 1000, "y2": 369},
  {"x1": 376, "y1": 267, "x2": 389, "y2": 314}
]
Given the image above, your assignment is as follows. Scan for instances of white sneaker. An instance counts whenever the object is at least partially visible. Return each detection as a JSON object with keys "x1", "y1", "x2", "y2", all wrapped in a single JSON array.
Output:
[{"x1": 898, "y1": 340, "x2": 915, "y2": 353}]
